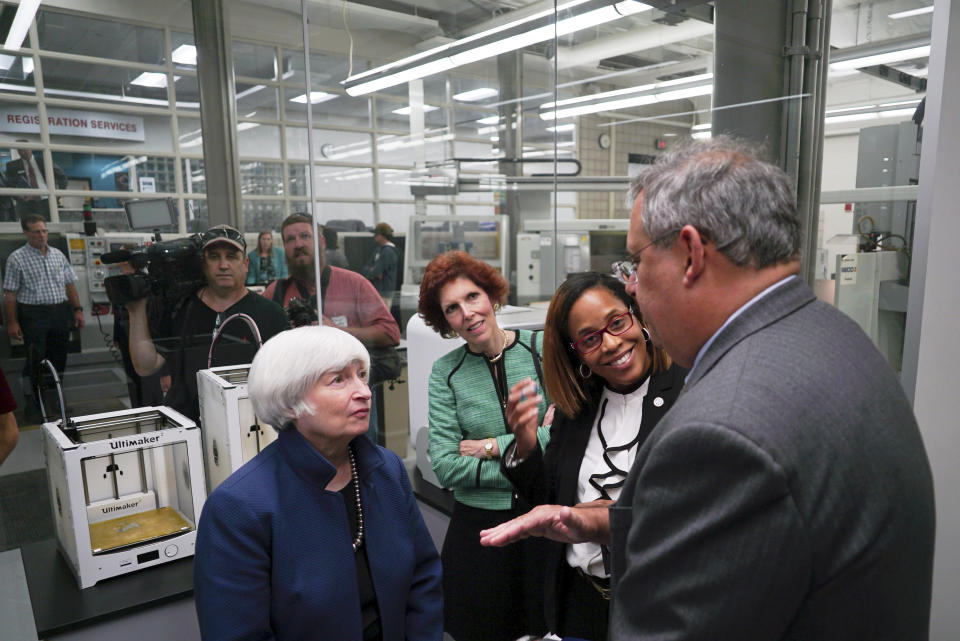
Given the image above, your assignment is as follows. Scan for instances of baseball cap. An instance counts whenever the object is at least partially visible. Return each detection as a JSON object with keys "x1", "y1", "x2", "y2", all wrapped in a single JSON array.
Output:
[{"x1": 202, "y1": 225, "x2": 246, "y2": 252}]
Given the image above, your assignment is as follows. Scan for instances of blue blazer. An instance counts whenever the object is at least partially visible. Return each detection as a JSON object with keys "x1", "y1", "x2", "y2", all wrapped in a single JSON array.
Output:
[
  {"x1": 246, "y1": 247, "x2": 288, "y2": 285},
  {"x1": 194, "y1": 428, "x2": 443, "y2": 641}
]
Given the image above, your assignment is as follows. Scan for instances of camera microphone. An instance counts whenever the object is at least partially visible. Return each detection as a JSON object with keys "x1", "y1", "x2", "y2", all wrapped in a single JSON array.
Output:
[{"x1": 100, "y1": 249, "x2": 132, "y2": 264}]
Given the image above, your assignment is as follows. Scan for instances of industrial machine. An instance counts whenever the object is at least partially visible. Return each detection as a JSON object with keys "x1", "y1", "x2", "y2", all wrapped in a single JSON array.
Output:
[
  {"x1": 42, "y1": 406, "x2": 206, "y2": 588},
  {"x1": 516, "y1": 219, "x2": 628, "y2": 304},
  {"x1": 197, "y1": 364, "x2": 277, "y2": 492},
  {"x1": 831, "y1": 121, "x2": 920, "y2": 372},
  {"x1": 401, "y1": 214, "x2": 509, "y2": 295}
]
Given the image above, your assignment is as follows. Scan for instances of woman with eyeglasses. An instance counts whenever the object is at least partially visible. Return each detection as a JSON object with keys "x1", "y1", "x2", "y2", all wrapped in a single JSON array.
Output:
[{"x1": 498, "y1": 272, "x2": 685, "y2": 641}]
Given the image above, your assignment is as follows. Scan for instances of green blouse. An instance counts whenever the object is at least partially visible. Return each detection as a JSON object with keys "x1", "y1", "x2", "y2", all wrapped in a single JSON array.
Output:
[{"x1": 427, "y1": 329, "x2": 551, "y2": 510}]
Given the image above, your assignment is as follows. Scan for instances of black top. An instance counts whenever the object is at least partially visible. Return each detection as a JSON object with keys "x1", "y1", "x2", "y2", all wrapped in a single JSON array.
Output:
[
  {"x1": 154, "y1": 291, "x2": 288, "y2": 422},
  {"x1": 339, "y1": 479, "x2": 383, "y2": 641}
]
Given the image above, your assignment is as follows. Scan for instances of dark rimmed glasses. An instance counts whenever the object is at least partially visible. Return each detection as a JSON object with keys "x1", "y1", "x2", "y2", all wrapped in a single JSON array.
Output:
[
  {"x1": 570, "y1": 312, "x2": 634, "y2": 355},
  {"x1": 611, "y1": 226, "x2": 684, "y2": 284}
]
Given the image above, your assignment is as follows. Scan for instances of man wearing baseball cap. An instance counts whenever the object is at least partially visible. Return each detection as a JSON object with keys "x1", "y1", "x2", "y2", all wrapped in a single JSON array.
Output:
[{"x1": 125, "y1": 224, "x2": 288, "y2": 422}]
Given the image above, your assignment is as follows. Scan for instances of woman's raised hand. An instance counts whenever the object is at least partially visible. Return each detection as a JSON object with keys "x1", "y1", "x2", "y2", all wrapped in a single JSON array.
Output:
[{"x1": 506, "y1": 378, "x2": 544, "y2": 460}]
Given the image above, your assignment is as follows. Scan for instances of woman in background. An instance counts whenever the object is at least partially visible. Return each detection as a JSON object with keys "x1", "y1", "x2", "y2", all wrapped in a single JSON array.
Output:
[
  {"x1": 419, "y1": 251, "x2": 549, "y2": 641},
  {"x1": 501, "y1": 272, "x2": 685, "y2": 641},
  {"x1": 246, "y1": 229, "x2": 287, "y2": 285},
  {"x1": 194, "y1": 326, "x2": 442, "y2": 641}
]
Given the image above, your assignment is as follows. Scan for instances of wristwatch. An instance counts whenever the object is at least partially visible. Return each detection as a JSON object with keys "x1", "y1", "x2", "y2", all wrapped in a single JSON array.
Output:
[{"x1": 484, "y1": 440, "x2": 494, "y2": 460}]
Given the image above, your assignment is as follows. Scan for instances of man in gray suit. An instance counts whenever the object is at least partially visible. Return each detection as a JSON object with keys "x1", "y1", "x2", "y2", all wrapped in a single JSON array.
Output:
[{"x1": 482, "y1": 137, "x2": 935, "y2": 640}]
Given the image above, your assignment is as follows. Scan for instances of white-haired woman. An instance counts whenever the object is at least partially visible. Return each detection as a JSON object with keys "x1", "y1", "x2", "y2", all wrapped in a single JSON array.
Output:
[{"x1": 193, "y1": 326, "x2": 443, "y2": 641}]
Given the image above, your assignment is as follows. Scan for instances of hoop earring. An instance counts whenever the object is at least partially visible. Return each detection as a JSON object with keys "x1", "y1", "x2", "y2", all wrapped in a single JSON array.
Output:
[
  {"x1": 493, "y1": 302, "x2": 501, "y2": 312},
  {"x1": 641, "y1": 326, "x2": 651, "y2": 343},
  {"x1": 578, "y1": 363, "x2": 593, "y2": 379}
]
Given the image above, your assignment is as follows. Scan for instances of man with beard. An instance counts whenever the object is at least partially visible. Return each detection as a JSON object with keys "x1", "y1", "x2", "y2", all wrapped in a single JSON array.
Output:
[{"x1": 263, "y1": 213, "x2": 400, "y2": 348}]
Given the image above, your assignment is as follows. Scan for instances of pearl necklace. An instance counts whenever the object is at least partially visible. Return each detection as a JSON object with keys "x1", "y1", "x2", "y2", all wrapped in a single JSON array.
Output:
[
  {"x1": 348, "y1": 446, "x2": 364, "y2": 552},
  {"x1": 486, "y1": 329, "x2": 509, "y2": 363}
]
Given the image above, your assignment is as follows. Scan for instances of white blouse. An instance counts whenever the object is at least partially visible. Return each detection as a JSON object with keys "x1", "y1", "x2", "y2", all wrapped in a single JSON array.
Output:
[{"x1": 567, "y1": 377, "x2": 650, "y2": 577}]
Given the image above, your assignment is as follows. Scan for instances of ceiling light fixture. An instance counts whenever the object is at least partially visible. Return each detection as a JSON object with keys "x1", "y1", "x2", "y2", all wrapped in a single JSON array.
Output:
[
  {"x1": 172, "y1": 44, "x2": 198, "y2": 66},
  {"x1": 453, "y1": 88, "x2": 498, "y2": 102},
  {"x1": 290, "y1": 91, "x2": 337, "y2": 104},
  {"x1": 824, "y1": 107, "x2": 917, "y2": 125},
  {"x1": 888, "y1": 6, "x2": 934, "y2": 19},
  {"x1": 829, "y1": 34, "x2": 931, "y2": 71},
  {"x1": 540, "y1": 74, "x2": 714, "y2": 120},
  {"x1": 131, "y1": 72, "x2": 178, "y2": 88},
  {"x1": 391, "y1": 105, "x2": 439, "y2": 115},
  {"x1": 342, "y1": 0, "x2": 651, "y2": 96},
  {"x1": 830, "y1": 45, "x2": 930, "y2": 70},
  {"x1": 4, "y1": 0, "x2": 42, "y2": 52}
]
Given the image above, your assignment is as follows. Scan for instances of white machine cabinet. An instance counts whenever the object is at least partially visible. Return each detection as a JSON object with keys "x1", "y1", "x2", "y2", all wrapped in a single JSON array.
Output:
[
  {"x1": 197, "y1": 364, "x2": 277, "y2": 492},
  {"x1": 41, "y1": 406, "x2": 206, "y2": 589}
]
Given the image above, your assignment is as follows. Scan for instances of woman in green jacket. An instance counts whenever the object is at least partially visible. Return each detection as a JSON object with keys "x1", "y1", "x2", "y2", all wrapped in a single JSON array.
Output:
[{"x1": 418, "y1": 251, "x2": 550, "y2": 641}]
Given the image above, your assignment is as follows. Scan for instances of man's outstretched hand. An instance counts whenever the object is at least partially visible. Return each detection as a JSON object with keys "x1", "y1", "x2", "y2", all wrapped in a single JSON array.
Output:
[{"x1": 479, "y1": 501, "x2": 611, "y2": 547}]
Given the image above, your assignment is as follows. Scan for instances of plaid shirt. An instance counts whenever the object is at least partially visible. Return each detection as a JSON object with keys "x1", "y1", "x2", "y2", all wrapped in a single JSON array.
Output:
[{"x1": 2, "y1": 243, "x2": 78, "y2": 305}]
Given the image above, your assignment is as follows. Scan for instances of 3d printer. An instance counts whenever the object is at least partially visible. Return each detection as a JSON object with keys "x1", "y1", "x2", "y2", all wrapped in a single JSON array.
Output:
[{"x1": 42, "y1": 406, "x2": 207, "y2": 589}]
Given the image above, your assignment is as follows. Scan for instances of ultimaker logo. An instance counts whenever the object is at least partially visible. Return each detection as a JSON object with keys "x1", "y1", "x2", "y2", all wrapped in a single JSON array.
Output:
[
  {"x1": 110, "y1": 435, "x2": 162, "y2": 450},
  {"x1": 101, "y1": 499, "x2": 142, "y2": 514}
]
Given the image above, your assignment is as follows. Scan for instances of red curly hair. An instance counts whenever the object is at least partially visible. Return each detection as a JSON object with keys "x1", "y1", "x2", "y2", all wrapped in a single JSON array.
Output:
[{"x1": 418, "y1": 251, "x2": 509, "y2": 337}]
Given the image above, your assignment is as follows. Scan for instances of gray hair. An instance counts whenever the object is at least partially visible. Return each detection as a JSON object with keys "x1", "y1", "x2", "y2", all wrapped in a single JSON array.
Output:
[
  {"x1": 248, "y1": 325, "x2": 370, "y2": 429},
  {"x1": 626, "y1": 170, "x2": 648, "y2": 209},
  {"x1": 639, "y1": 136, "x2": 801, "y2": 268}
]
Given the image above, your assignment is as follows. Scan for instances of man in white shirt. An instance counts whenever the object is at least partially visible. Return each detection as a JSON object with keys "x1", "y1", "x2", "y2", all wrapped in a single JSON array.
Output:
[{"x1": 4, "y1": 214, "x2": 85, "y2": 415}]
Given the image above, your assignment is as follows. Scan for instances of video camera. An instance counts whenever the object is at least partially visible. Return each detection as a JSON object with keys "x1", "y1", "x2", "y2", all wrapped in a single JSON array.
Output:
[{"x1": 102, "y1": 235, "x2": 206, "y2": 306}]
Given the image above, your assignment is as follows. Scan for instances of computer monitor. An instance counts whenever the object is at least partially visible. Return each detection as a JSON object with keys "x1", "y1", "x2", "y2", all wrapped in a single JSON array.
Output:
[{"x1": 123, "y1": 198, "x2": 177, "y2": 231}]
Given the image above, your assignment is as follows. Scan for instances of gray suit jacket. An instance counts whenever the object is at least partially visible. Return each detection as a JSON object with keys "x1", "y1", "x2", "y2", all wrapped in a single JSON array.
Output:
[{"x1": 609, "y1": 277, "x2": 935, "y2": 640}]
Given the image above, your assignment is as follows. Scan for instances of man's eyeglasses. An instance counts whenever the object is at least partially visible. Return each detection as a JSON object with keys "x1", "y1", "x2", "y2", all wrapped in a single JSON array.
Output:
[
  {"x1": 611, "y1": 227, "x2": 683, "y2": 284},
  {"x1": 570, "y1": 312, "x2": 634, "y2": 355}
]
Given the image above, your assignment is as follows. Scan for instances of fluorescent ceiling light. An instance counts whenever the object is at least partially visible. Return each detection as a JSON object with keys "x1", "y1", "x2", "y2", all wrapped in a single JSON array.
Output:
[
  {"x1": 131, "y1": 72, "x2": 177, "y2": 88},
  {"x1": 830, "y1": 45, "x2": 930, "y2": 70},
  {"x1": 547, "y1": 124, "x2": 576, "y2": 132},
  {"x1": 454, "y1": 88, "x2": 498, "y2": 102},
  {"x1": 477, "y1": 125, "x2": 501, "y2": 136},
  {"x1": 172, "y1": 44, "x2": 198, "y2": 66},
  {"x1": 825, "y1": 107, "x2": 916, "y2": 125},
  {"x1": 476, "y1": 115, "x2": 500, "y2": 125},
  {"x1": 391, "y1": 105, "x2": 439, "y2": 115},
  {"x1": 541, "y1": 76, "x2": 713, "y2": 120},
  {"x1": 826, "y1": 98, "x2": 921, "y2": 116},
  {"x1": 543, "y1": 73, "x2": 712, "y2": 109},
  {"x1": 691, "y1": 131, "x2": 712, "y2": 140},
  {"x1": 691, "y1": 123, "x2": 711, "y2": 131},
  {"x1": 888, "y1": 6, "x2": 934, "y2": 19},
  {"x1": 237, "y1": 122, "x2": 260, "y2": 132},
  {"x1": 343, "y1": 0, "x2": 651, "y2": 96},
  {"x1": 290, "y1": 91, "x2": 337, "y2": 104},
  {"x1": 879, "y1": 98, "x2": 922, "y2": 107},
  {"x1": 4, "y1": 0, "x2": 41, "y2": 51}
]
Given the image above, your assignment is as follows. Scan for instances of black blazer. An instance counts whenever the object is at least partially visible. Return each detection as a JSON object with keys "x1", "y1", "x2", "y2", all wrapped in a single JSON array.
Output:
[
  {"x1": 4, "y1": 157, "x2": 68, "y2": 190},
  {"x1": 502, "y1": 362, "x2": 685, "y2": 633}
]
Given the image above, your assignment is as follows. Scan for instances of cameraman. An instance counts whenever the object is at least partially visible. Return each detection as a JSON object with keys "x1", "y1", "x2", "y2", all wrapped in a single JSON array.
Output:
[{"x1": 126, "y1": 225, "x2": 288, "y2": 423}]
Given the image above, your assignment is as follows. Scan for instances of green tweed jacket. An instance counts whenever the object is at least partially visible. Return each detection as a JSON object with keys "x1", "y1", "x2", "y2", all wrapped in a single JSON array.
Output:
[{"x1": 427, "y1": 329, "x2": 551, "y2": 510}]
